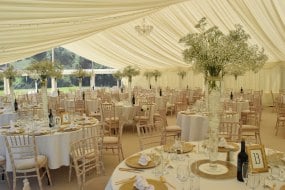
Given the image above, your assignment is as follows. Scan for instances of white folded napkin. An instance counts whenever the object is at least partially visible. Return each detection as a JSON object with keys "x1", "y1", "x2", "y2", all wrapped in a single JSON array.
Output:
[
  {"x1": 133, "y1": 176, "x2": 154, "y2": 190},
  {"x1": 69, "y1": 123, "x2": 76, "y2": 128},
  {"x1": 138, "y1": 154, "x2": 151, "y2": 166},
  {"x1": 218, "y1": 137, "x2": 228, "y2": 148}
]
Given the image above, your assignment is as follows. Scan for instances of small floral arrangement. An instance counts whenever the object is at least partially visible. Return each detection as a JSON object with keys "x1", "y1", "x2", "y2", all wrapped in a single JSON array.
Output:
[
  {"x1": 152, "y1": 70, "x2": 161, "y2": 82},
  {"x1": 177, "y1": 71, "x2": 187, "y2": 79},
  {"x1": 143, "y1": 71, "x2": 154, "y2": 80}
]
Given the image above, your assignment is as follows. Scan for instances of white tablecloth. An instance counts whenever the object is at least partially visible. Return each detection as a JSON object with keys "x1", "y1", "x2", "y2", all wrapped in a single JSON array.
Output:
[
  {"x1": 105, "y1": 143, "x2": 283, "y2": 190},
  {"x1": 176, "y1": 112, "x2": 208, "y2": 141},
  {"x1": 85, "y1": 99, "x2": 100, "y2": 113},
  {"x1": 115, "y1": 104, "x2": 136, "y2": 123},
  {"x1": 0, "y1": 112, "x2": 17, "y2": 126},
  {"x1": 0, "y1": 129, "x2": 82, "y2": 171}
]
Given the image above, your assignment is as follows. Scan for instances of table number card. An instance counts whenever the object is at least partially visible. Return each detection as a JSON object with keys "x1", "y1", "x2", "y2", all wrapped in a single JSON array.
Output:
[
  {"x1": 246, "y1": 144, "x2": 268, "y2": 173},
  {"x1": 61, "y1": 112, "x2": 70, "y2": 124}
]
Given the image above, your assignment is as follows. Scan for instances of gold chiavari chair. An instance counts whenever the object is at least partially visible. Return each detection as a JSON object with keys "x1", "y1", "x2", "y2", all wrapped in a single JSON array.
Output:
[
  {"x1": 5, "y1": 134, "x2": 52, "y2": 190},
  {"x1": 69, "y1": 135, "x2": 104, "y2": 190},
  {"x1": 103, "y1": 122, "x2": 124, "y2": 162}
]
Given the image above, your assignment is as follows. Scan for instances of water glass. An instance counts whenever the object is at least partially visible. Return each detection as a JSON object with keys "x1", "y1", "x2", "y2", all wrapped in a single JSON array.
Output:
[
  {"x1": 247, "y1": 173, "x2": 260, "y2": 190},
  {"x1": 177, "y1": 164, "x2": 189, "y2": 182},
  {"x1": 188, "y1": 158, "x2": 196, "y2": 179},
  {"x1": 242, "y1": 162, "x2": 249, "y2": 185}
]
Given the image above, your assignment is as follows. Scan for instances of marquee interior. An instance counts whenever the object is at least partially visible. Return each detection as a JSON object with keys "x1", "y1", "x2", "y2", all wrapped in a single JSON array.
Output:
[{"x1": 0, "y1": 0, "x2": 285, "y2": 93}]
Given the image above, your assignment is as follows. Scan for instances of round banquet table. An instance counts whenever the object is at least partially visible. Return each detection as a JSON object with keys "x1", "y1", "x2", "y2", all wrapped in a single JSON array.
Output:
[
  {"x1": 105, "y1": 143, "x2": 285, "y2": 190},
  {"x1": 176, "y1": 112, "x2": 208, "y2": 141},
  {"x1": 0, "y1": 112, "x2": 17, "y2": 126},
  {"x1": 0, "y1": 128, "x2": 83, "y2": 171}
]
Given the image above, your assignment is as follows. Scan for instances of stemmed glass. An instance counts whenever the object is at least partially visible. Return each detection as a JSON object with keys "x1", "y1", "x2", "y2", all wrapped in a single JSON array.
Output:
[
  {"x1": 247, "y1": 173, "x2": 260, "y2": 190},
  {"x1": 242, "y1": 162, "x2": 260, "y2": 190}
]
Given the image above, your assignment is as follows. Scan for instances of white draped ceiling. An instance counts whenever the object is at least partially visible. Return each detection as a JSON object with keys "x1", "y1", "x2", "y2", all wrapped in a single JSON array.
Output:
[
  {"x1": 1, "y1": 0, "x2": 285, "y2": 70},
  {"x1": 0, "y1": 0, "x2": 285, "y2": 96}
]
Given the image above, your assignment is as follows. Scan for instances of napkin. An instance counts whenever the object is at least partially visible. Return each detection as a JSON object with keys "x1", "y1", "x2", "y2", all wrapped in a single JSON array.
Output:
[
  {"x1": 9, "y1": 120, "x2": 17, "y2": 132},
  {"x1": 218, "y1": 137, "x2": 228, "y2": 148},
  {"x1": 138, "y1": 154, "x2": 151, "y2": 166},
  {"x1": 133, "y1": 176, "x2": 154, "y2": 190}
]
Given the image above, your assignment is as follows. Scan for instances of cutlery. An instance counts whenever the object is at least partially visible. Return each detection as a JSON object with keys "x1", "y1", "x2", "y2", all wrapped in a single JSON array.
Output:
[
  {"x1": 115, "y1": 176, "x2": 136, "y2": 185},
  {"x1": 118, "y1": 167, "x2": 143, "y2": 173},
  {"x1": 160, "y1": 176, "x2": 176, "y2": 189}
]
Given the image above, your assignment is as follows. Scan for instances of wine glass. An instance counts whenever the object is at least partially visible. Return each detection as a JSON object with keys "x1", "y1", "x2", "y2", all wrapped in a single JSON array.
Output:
[{"x1": 247, "y1": 173, "x2": 260, "y2": 190}]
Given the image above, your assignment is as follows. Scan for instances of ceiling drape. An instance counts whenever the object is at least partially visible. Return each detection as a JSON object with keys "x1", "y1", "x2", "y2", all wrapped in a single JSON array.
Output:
[
  {"x1": 0, "y1": 0, "x2": 284, "y2": 71},
  {"x1": 0, "y1": 0, "x2": 186, "y2": 64}
]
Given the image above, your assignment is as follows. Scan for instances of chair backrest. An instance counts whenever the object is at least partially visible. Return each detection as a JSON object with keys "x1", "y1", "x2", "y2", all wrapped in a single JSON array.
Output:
[
  {"x1": 219, "y1": 121, "x2": 240, "y2": 142},
  {"x1": 70, "y1": 135, "x2": 103, "y2": 187},
  {"x1": 82, "y1": 122, "x2": 104, "y2": 139},
  {"x1": 244, "y1": 111, "x2": 260, "y2": 127},
  {"x1": 136, "y1": 123, "x2": 163, "y2": 151},
  {"x1": 5, "y1": 134, "x2": 38, "y2": 171},
  {"x1": 101, "y1": 103, "x2": 115, "y2": 121}
]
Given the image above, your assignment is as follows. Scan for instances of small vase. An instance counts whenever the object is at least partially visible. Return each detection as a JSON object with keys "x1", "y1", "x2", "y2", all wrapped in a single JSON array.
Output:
[{"x1": 206, "y1": 76, "x2": 222, "y2": 168}]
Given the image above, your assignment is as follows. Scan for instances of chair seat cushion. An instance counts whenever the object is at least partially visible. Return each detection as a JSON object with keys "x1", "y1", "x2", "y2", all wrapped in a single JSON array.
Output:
[
  {"x1": 241, "y1": 125, "x2": 259, "y2": 130},
  {"x1": 166, "y1": 125, "x2": 181, "y2": 132},
  {"x1": 103, "y1": 136, "x2": 118, "y2": 144},
  {"x1": 15, "y1": 155, "x2": 47, "y2": 170},
  {"x1": 134, "y1": 116, "x2": 148, "y2": 121},
  {"x1": 105, "y1": 117, "x2": 119, "y2": 122}
]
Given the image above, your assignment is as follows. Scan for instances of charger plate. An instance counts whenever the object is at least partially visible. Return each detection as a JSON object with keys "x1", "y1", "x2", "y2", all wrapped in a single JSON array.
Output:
[
  {"x1": 163, "y1": 143, "x2": 194, "y2": 154},
  {"x1": 125, "y1": 155, "x2": 156, "y2": 169},
  {"x1": 119, "y1": 179, "x2": 167, "y2": 190},
  {"x1": 218, "y1": 142, "x2": 239, "y2": 152},
  {"x1": 191, "y1": 159, "x2": 237, "y2": 179}
]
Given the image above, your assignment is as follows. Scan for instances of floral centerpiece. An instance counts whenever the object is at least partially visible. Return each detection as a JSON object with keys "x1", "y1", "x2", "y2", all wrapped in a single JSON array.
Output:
[
  {"x1": 122, "y1": 66, "x2": 140, "y2": 103},
  {"x1": 72, "y1": 66, "x2": 90, "y2": 90},
  {"x1": 177, "y1": 70, "x2": 186, "y2": 79},
  {"x1": 143, "y1": 71, "x2": 154, "y2": 89},
  {"x1": 0, "y1": 65, "x2": 19, "y2": 110},
  {"x1": 26, "y1": 60, "x2": 62, "y2": 122},
  {"x1": 177, "y1": 70, "x2": 187, "y2": 89},
  {"x1": 113, "y1": 70, "x2": 124, "y2": 89},
  {"x1": 179, "y1": 17, "x2": 267, "y2": 90},
  {"x1": 152, "y1": 70, "x2": 161, "y2": 95},
  {"x1": 179, "y1": 17, "x2": 268, "y2": 167}
]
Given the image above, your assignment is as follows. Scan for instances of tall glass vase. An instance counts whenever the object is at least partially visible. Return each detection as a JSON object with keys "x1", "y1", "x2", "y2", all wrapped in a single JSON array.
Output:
[
  {"x1": 206, "y1": 77, "x2": 222, "y2": 168},
  {"x1": 128, "y1": 80, "x2": 132, "y2": 105},
  {"x1": 79, "y1": 78, "x2": 82, "y2": 90},
  {"x1": 41, "y1": 80, "x2": 49, "y2": 125},
  {"x1": 9, "y1": 80, "x2": 15, "y2": 112}
]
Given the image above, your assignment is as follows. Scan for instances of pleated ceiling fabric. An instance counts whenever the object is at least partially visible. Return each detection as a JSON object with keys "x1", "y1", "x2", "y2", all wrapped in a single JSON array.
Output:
[
  {"x1": 0, "y1": 0, "x2": 285, "y2": 71},
  {"x1": 63, "y1": 0, "x2": 285, "y2": 70},
  {"x1": 0, "y1": 0, "x2": 186, "y2": 64}
]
